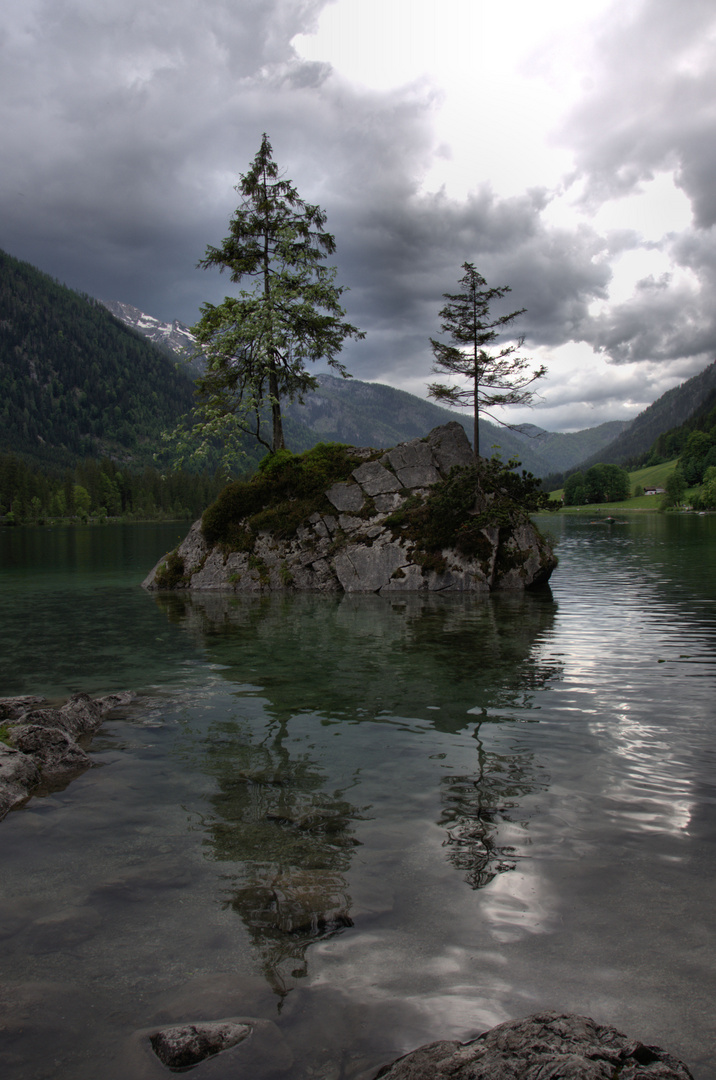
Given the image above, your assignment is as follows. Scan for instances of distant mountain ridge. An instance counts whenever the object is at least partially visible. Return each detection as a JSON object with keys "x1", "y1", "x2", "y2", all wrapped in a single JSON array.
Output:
[
  {"x1": 105, "y1": 299, "x2": 629, "y2": 477},
  {"x1": 9, "y1": 245, "x2": 706, "y2": 480},
  {"x1": 577, "y1": 361, "x2": 716, "y2": 469}
]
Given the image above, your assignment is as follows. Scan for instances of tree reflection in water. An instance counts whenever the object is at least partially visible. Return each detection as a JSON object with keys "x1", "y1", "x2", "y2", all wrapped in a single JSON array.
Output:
[
  {"x1": 154, "y1": 590, "x2": 559, "y2": 995},
  {"x1": 197, "y1": 713, "x2": 364, "y2": 998},
  {"x1": 440, "y1": 721, "x2": 541, "y2": 890}
]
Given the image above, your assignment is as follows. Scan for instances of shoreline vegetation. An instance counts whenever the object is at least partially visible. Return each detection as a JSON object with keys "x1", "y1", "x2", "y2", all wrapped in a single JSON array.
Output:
[
  {"x1": 0, "y1": 512, "x2": 194, "y2": 527},
  {"x1": 550, "y1": 456, "x2": 714, "y2": 513},
  {"x1": 4, "y1": 446, "x2": 713, "y2": 530},
  {"x1": 0, "y1": 452, "x2": 226, "y2": 527}
]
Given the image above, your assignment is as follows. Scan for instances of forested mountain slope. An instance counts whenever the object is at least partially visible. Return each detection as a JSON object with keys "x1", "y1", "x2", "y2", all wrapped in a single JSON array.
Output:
[
  {"x1": 515, "y1": 420, "x2": 630, "y2": 474},
  {"x1": 105, "y1": 298, "x2": 632, "y2": 476},
  {"x1": 0, "y1": 249, "x2": 194, "y2": 466},
  {"x1": 0, "y1": 247, "x2": 644, "y2": 479},
  {"x1": 579, "y1": 361, "x2": 716, "y2": 469}
]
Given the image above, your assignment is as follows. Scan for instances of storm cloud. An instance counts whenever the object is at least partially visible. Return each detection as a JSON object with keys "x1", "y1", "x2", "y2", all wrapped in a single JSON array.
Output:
[{"x1": 2, "y1": 0, "x2": 716, "y2": 430}]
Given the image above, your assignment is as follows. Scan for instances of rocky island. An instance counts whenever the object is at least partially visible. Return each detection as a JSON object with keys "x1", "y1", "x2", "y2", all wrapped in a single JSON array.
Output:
[{"x1": 143, "y1": 423, "x2": 556, "y2": 594}]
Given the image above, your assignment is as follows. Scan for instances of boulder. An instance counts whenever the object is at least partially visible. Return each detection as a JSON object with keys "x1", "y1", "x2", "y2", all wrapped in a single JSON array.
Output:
[
  {"x1": 143, "y1": 423, "x2": 557, "y2": 595},
  {"x1": 130, "y1": 1015, "x2": 293, "y2": 1077},
  {"x1": 372, "y1": 1012, "x2": 694, "y2": 1080},
  {"x1": 150, "y1": 1020, "x2": 251, "y2": 1069},
  {"x1": 0, "y1": 691, "x2": 133, "y2": 822}
]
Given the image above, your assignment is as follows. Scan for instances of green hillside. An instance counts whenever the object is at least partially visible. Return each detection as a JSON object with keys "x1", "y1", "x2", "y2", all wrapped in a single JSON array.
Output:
[
  {"x1": 550, "y1": 458, "x2": 708, "y2": 511},
  {"x1": 578, "y1": 362, "x2": 716, "y2": 468},
  {"x1": 0, "y1": 248, "x2": 195, "y2": 466}
]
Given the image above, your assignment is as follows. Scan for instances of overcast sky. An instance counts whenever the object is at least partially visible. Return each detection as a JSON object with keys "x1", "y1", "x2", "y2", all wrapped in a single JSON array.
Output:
[{"x1": 3, "y1": 0, "x2": 716, "y2": 431}]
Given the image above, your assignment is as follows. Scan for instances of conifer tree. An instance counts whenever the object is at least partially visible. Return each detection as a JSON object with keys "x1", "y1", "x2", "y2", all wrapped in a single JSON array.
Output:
[
  {"x1": 428, "y1": 263, "x2": 546, "y2": 458},
  {"x1": 188, "y1": 134, "x2": 364, "y2": 458}
]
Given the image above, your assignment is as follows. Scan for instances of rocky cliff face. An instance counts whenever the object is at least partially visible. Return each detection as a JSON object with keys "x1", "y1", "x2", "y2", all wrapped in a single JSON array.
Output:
[{"x1": 143, "y1": 424, "x2": 556, "y2": 595}]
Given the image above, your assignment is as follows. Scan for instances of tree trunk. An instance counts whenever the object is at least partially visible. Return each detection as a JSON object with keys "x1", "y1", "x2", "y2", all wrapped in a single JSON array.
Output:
[
  {"x1": 262, "y1": 203, "x2": 285, "y2": 453},
  {"x1": 269, "y1": 365, "x2": 285, "y2": 452},
  {"x1": 473, "y1": 373, "x2": 479, "y2": 459}
]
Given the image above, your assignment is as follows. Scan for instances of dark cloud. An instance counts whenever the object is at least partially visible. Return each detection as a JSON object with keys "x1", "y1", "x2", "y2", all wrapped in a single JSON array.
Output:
[
  {"x1": 327, "y1": 187, "x2": 613, "y2": 388},
  {"x1": 2, "y1": 0, "x2": 716, "y2": 431},
  {"x1": 582, "y1": 269, "x2": 716, "y2": 366},
  {"x1": 0, "y1": 0, "x2": 332, "y2": 316},
  {"x1": 544, "y1": 0, "x2": 716, "y2": 374}
]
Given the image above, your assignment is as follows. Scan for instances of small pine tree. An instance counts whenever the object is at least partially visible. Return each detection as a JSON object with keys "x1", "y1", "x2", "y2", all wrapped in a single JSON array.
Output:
[{"x1": 428, "y1": 263, "x2": 546, "y2": 459}]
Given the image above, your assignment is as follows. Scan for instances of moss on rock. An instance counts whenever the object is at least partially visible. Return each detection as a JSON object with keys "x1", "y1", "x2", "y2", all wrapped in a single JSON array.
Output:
[{"x1": 202, "y1": 442, "x2": 374, "y2": 549}]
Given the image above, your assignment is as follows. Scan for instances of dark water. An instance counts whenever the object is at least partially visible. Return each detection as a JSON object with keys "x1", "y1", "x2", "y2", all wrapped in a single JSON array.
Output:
[{"x1": 1, "y1": 516, "x2": 715, "y2": 1078}]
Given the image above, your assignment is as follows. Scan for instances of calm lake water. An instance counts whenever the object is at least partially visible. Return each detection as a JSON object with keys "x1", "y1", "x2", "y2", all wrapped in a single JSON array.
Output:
[{"x1": 1, "y1": 515, "x2": 715, "y2": 1079}]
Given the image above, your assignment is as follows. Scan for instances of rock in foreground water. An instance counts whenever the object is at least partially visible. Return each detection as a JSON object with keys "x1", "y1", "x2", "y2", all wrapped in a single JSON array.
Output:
[
  {"x1": 0, "y1": 691, "x2": 132, "y2": 821},
  {"x1": 373, "y1": 1012, "x2": 694, "y2": 1080},
  {"x1": 150, "y1": 1020, "x2": 251, "y2": 1069}
]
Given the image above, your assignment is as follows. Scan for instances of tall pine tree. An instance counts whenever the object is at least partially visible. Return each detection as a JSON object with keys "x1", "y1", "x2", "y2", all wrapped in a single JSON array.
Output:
[
  {"x1": 187, "y1": 134, "x2": 363, "y2": 459},
  {"x1": 428, "y1": 263, "x2": 546, "y2": 458}
]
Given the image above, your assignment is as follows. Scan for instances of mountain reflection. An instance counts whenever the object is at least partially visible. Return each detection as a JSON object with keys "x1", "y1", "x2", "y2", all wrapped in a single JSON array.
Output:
[{"x1": 153, "y1": 590, "x2": 558, "y2": 994}]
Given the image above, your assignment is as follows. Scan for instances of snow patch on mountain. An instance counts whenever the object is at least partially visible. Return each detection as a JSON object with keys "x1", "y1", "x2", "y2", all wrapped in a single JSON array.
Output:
[{"x1": 99, "y1": 300, "x2": 198, "y2": 364}]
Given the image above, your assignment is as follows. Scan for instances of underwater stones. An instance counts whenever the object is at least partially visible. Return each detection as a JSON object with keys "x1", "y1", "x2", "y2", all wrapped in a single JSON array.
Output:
[
  {"x1": 372, "y1": 1012, "x2": 694, "y2": 1080},
  {"x1": 9, "y1": 723, "x2": 92, "y2": 774},
  {"x1": 133, "y1": 1014, "x2": 293, "y2": 1077},
  {"x1": 0, "y1": 745, "x2": 40, "y2": 818}
]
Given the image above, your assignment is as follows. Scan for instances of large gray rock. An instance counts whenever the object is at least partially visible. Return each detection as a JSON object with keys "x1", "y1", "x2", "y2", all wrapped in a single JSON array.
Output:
[
  {"x1": 143, "y1": 423, "x2": 556, "y2": 595},
  {"x1": 334, "y1": 540, "x2": 408, "y2": 592},
  {"x1": 325, "y1": 481, "x2": 366, "y2": 512},
  {"x1": 351, "y1": 460, "x2": 403, "y2": 496},
  {"x1": 383, "y1": 440, "x2": 442, "y2": 489},
  {"x1": 373, "y1": 1012, "x2": 694, "y2": 1080},
  {"x1": 0, "y1": 691, "x2": 133, "y2": 822}
]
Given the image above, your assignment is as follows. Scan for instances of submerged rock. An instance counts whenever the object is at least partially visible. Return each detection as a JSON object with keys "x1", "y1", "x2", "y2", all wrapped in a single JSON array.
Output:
[
  {"x1": 150, "y1": 1020, "x2": 251, "y2": 1070},
  {"x1": 130, "y1": 1014, "x2": 293, "y2": 1077},
  {"x1": 0, "y1": 691, "x2": 133, "y2": 821},
  {"x1": 143, "y1": 423, "x2": 557, "y2": 594},
  {"x1": 373, "y1": 1012, "x2": 694, "y2": 1079}
]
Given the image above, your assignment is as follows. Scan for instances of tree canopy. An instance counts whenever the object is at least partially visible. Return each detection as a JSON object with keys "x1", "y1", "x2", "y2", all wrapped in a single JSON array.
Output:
[
  {"x1": 427, "y1": 263, "x2": 546, "y2": 458},
  {"x1": 563, "y1": 463, "x2": 630, "y2": 505},
  {"x1": 179, "y1": 134, "x2": 363, "y2": 466}
]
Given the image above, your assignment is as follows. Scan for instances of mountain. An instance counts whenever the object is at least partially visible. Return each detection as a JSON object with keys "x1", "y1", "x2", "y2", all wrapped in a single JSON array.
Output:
[
  {"x1": 98, "y1": 300, "x2": 199, "y2": 368},
  {"x1": 0, "y1": 248, "x2": 642, "y2": 479},
  {"x1": 577, "y1": 361, "x2": 716, "y2": 469},
  {"x1": 279, "y1": 375, "x2": 626, "y2": 477},
  {"x1": 0, "y1": 249, "x2": 195, "y2": 466},
  {"x1": 512, "y1": 420, "x2": 631, "y2": 474},
  {"x1": 106, "y1": 301, "x2": 626, "y2": 477}
]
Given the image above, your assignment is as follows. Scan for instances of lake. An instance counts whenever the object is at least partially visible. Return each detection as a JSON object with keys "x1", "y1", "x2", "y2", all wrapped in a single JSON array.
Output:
[{"x1": 1, "y1": 514, "x2": 715, "y2": 1079}]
